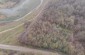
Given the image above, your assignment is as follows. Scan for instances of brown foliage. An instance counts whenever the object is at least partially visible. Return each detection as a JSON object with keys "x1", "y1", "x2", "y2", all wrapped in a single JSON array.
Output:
[{"x1": 19, "y1": 0, "x2": 85, "y2": 55}]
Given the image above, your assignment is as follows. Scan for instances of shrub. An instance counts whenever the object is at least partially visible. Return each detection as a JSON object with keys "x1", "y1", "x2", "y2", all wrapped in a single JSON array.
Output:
[{"x1": 19, "y1": 0, "x2": 85, "y2": 55}]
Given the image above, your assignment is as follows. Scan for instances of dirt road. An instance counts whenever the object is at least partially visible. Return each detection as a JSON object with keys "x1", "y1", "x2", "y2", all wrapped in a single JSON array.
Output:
[{"x1": 0, "y1": 44, "x2": 60, "y2": 55}]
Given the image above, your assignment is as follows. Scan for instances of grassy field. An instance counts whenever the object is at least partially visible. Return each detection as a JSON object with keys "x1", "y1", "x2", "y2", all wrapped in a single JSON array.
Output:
[
  {"x1": 0, "y1": 24, "x2": 24, "y2": 45},
  {"x1": 0, "y1": 0, "x2": 48, "y2": 45},
  {"x1": 0, "y1": 0, "x2": 50, "y2": 55},
  {"x1": 0, "y1": 0, "x2": 39, "y2": 31}
]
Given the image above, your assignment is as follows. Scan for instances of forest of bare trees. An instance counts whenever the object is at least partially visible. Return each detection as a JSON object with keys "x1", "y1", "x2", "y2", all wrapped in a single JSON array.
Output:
[{"x1": 19, "y1": 0, "x2": 85, "y2": 55}]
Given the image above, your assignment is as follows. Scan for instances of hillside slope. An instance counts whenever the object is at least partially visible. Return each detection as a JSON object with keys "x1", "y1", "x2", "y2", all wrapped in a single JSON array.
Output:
[{"x1": 19, "y1": 0, "x2": 85, "y2": 55}]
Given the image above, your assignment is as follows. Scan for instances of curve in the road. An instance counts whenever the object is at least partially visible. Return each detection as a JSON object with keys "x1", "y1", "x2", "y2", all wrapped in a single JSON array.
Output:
[
  {"x1": 0, "y1": 1, "x2": 62, "y2": 55},
  {"x1": 15, "y1": 0, "x2": 43, "y2": 21},
  {"x1": 0, "y1": 0, "x2": 41, "y2": 23},
  {"x1": 0, "y1": 0, "x2": 43, "y2": 34}
]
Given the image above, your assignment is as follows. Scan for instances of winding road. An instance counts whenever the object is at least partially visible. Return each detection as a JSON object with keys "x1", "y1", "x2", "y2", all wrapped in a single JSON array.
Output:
[
  {"x1": 0, "y1": 0, "x2": 41, "y2": 22},
  {"x1": 0, "y1": 0, "x2": 43, "y2": 34},
  {"x1": 0, "y1": 0, "x2": 60, "y2": 55}
]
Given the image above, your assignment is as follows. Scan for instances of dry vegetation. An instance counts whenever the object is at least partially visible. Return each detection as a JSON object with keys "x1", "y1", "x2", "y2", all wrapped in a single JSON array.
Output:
[{"x1": 19, "y1": 0, "x2": 85, "y2": 55}]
